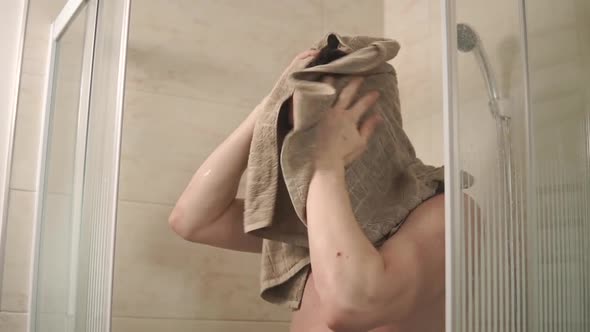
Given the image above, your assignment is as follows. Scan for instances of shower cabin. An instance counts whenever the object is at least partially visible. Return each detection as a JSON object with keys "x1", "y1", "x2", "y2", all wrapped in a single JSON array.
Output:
[{"x1": 23, "y1": 0, "x2": 589, "y2": 331}]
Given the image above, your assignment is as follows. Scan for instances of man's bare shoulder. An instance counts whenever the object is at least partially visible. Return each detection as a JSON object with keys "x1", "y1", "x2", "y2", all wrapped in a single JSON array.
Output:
[{"x1": 378, "y1": 194, "x2": 446, "y2": 310}]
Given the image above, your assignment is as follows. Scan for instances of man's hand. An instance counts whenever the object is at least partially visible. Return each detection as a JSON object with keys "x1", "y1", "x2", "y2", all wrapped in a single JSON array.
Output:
[{"x1": 312, "y1": 76, "x2": 382, "y2": 169}]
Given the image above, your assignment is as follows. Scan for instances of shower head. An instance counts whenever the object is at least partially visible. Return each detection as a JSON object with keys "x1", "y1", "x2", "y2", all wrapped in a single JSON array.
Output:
[
  {"x1": 456, "y1": 23, "x2": 502, "y2": 113},
  {"x1": 457, "y1": 23, "x2": 480, "y2": 52}
]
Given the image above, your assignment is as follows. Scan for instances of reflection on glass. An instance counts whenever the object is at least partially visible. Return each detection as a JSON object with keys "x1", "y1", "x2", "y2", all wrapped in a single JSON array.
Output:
[
  {"x1": 527, "y1": 0, "x2": 590, "y2": 329},
  {"x1": 450, "y1": 0, "x2": 590, "y2": 330},
  {"x1": 33, "y1": 4, "x2": 88, "y2": 332}
]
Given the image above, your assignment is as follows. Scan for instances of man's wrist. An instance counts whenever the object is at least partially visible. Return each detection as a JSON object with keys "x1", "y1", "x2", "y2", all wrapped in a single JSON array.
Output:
[{"x1": 313, "y1": 156, "x2": 345, "y2": 175}]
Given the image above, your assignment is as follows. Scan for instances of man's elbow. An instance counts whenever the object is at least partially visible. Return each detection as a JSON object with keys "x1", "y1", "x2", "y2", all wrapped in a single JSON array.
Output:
[
  {"x1": 323, "y1": 302, "x2": 362, "y2": 332},
  {"x1": 325, "y1": 315, "x2": 353, "y2": 331},
  {"x1": 323, "y1": 301, "x2": 387, "y2": 332},
  {"x1": 320, "y1": 288, "x2": 383, "y2": 331},
  {"x1": 321, "y1": 281, "x2": 416, "y2": 331},
  {"x1": 168, "y1": 206, "x2": 199, "y2": 240}
]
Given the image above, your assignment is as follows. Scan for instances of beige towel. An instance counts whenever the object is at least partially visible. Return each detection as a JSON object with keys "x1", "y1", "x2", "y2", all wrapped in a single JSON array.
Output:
[{"x1": 244, "y1": 33, "x2": 446, "y2": 309}]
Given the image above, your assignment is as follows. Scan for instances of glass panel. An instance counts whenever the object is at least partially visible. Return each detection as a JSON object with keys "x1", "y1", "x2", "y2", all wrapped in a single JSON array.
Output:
[
  {"x1": 73, "y1": 0, "x2": 130, "y2": 331},
  {"x1": 450, "y1": 0, "x2": 530, "y2": 330},
  {"x1": 526, "y1": 0, "x2": 590, "y2": 330},
  {"x1": 34, "y1": 3, "x2": 88, "y2": 332},
  {"x1": 447, "y1": 0, "x2": 590, "y2": 330}
]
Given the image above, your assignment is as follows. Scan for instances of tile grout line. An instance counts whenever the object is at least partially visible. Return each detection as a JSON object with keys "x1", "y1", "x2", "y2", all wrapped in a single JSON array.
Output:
[
  {"x1": 111, "y1": 314, "x2": 290, "y2": 323},
  {"x1": 0, "y1": 310, "x2": 29, "y2": 315},
  {"x1": 117, "y1": 198, "x2": 174, "y2": 208},
  {"x1": 125, "y1": 86, "x2": 258, "y2": 110},
  {"x1": 8, "y1": 188, "x2": 36, "y2": 193}
]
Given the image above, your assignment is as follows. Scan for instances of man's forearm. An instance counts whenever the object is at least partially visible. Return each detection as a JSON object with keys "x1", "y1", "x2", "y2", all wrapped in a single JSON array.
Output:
[
  {"x1": 306, "y1": 161, "x2": 386, "y2": 309},
  {"x1": 169, "y1": 110, "x2": 257, "y2": 234}
]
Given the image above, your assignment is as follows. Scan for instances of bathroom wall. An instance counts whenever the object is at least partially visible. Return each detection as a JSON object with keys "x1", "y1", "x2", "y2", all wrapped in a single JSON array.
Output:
[
  {"x1": 115, "y1": 1, "x2": 590, "y2": 329},
  {"x1": 385, "y1": 0, "x2": 589, "y2": 329},
  {"x1": 384, "y1": 0, "x2": 589, "y2": 185},
  {"x1": 525, "y1": 1, "x2": 590, "y2": 326},
  {"x1": 384, "y1": 0, "x2": 526, "y2": 171},
  {"x1": 527, "y1": 0, "x2": 590, "y2": 159},
  {"x1": 0, "y1": 1, "x2": 27, "y2": 272},
  {"x1": 384, "y1": 0, "x2": 445, "y2": 168},
  {"x1": 112, "y1": 1, "x2": 384, "y2": 331},
  {"x1": 1, "y1": 0, "x2": 68, "y2": 331},
  {"x1": 384, "y1": 0, "x2": 534, "y2": 209}
]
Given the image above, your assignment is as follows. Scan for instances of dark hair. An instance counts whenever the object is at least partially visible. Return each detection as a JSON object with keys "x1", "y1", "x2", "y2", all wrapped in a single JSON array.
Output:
[
  {"x1": 279, "y1": 35, "x2": 348, "y2": 132},
  {"x1": 306, "y1": 34, "x2": 348, "y2": 68}
]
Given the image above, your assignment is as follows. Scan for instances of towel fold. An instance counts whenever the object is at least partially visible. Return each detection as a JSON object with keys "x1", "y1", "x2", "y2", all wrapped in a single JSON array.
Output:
[{"x1": 244, "y1": 33, "x2": 446, "y2": 309}]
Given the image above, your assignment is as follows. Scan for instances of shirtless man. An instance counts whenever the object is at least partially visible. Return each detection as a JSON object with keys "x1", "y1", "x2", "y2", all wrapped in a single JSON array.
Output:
[{"x1": 168, "y1": 49, "x2": 446, "y2": 332}]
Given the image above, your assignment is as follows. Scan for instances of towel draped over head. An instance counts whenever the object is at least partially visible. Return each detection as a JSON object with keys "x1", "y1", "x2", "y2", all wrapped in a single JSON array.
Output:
[{"x1": 243, "y1": 33, "x2": 447, "y2": 309}]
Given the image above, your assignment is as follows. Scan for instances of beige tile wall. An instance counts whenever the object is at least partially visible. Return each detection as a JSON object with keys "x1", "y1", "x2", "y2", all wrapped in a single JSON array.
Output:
[
  {"x1": 113, "y1": 0, "x2": 383, "y2": 330},
  {"x1": 1, "y1": 190, "x2": 35, "y2": 313},
  {"x1": 2, "y1": 1, "x2": 68, "y2": 332},
  {"x1": 112, "y1": 317, "x2": 290, "y2": 332},
  {"x1": 0, "y1": 0, "x2": 26, "y2": 222},
  {"x1": 0, "y1": 312, "x2": 28, "y2": 332},
  {"x1": 384, "y1": 0, "x2": 529, "y2": 199},
  {"x1": 527, "y1": 0, "x2": 590, "y2": 155},
  {"x1": 384, "y1": 0, "x2": 444, "y2": 167},
  {"x1": 8, "y1": 1, "x2": 582, "y2": 330},
  {"x1": 385, "y1": 0, "x2": 588, "y2": 192}
]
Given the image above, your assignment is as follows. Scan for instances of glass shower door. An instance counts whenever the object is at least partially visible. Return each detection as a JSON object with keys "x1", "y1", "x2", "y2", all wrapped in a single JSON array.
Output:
[
  {"x1": 31, "y1": 1, "x2": 95, "y2": 331},
  {"x1": 525, "y1": 0, "x2": 590, "y2": 330},
  {"x1": 443, "y1": 0, "x2": 590, "y2": 330},
  {"x1": 31, "y1": 0, "x2": 131, "y2": 331}
]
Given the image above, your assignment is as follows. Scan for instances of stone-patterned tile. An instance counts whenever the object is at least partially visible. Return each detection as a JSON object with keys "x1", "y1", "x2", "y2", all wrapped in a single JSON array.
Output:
[
  {"x1": 1, "y1": 190, "x2": 35, "y2": 312},
  {"x1": 323, "y1": 0, "x2": 383, "y2": 36},
  {"x1": 0, "y1": 312, "x2": 28, "y2": 332},
  {"x1": 35, "y1": 193, "x2": 74, "y2": 315},
  {"x1": 112, "y1": 200, "x2": 290, "y2": 321},
  {"x1": 112, "y1": 317, "x2": 290, "y2": 332},
  {"x1": 119, "y1": 90, "x2": 252, "y2": 204},
  {"x1": 126, "y1": 0, "x2": 323, "y2": 104},
  {"x1": 10, "y1": 73, "x2": 45, "y2": 192}
]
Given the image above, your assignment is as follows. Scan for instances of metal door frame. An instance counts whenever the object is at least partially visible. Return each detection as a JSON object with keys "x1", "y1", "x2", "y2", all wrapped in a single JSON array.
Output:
[{"x1": 28, "y1": 0, "x2": 98, "y2": 330}]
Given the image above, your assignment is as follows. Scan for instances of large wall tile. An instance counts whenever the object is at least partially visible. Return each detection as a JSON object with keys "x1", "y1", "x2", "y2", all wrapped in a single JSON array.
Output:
[
  {"x1": 456, "y1": 0, "x2": 521, "y2": 31},
  {"x1": 11, "y1": 0, "x2": 71, "y2": 192},
  {"x1": 112, "y1": 317, "x2": 290, "y2": 332},
  {"x1": 10, "y1": 73, "x2": 45, "y2": 191},
  {"x1": 1, "y1": 190, "x2": 35, "y2": 312},
  {"x1": 119, "y1": 90, "x2": 253, "y2": 204},
  {"x1": 528, "y1": 27, "x2": 581, "y2": 70},
  {"x1": 36, "y1": 313, "x2": 70, "y2": 332},
  {"x1": 385, "y1": 0, "x2": 444, "y2": 164},
  {"x1": 384, "y1": 0, "x2": 430, "y2": 38},
  {"x1": 21, "y1": 34, "x2": 50, "y2": 77},
  {"x1": 112, "y1": 200, "x2": 291, "y2": 321},
  {"x1": 20, "y1": 0, "x2": 69, "y2": 75},
  {"x1": 26, "y1": 0, "x2": 68, "y2": 40},
  {"x1": 0, "y1": 312, "x2": 28, "y2": 332},
  {"x1": 322, "y1": 0, "x2": 383, "y2": 36},
  {"x1": 530, "y1": 62, "x2": 584, "y2": 102},
  {"x1": 126, "y1": 0, "x2": 323, "y2": 104},
  {"x1": 526, "y1": 0, "x2": 577, "y2": 34},
  {"x1": 35, "y1": 193, "x2": 74, "y2": 315}
]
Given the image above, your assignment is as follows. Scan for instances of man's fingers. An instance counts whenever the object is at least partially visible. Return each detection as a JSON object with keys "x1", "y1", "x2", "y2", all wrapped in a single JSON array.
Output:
[
  {"x1": 359, "y1": 113, "x2": 383, "y2": 144},
  {"x1": 346, "y1": 115, "x2": 381, "y2": 163},
  {"x1": 322, "y1": 75, "x2": 336, "y2": 86},
  {"x1": 298, "y1": 49, "x2": 319, "y2": 60},
  {"x1": 334, "y1": 77, "x2": 364, "y2": 110},
  {"x1": 351, "y1": 91, "x2": 380, "y2": 121}
]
